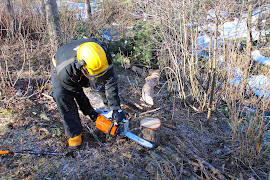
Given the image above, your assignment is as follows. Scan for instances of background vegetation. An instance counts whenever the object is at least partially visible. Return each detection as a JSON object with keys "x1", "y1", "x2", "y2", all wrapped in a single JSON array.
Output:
[{"x1": 0, "y1": 0, "x2": 269, "y2": 179}]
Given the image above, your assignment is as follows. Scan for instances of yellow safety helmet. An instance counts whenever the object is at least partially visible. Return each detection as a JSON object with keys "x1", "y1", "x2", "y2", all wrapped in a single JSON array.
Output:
[{"x1": 77, "y1": 42, "x2": 109, "y2": 78}]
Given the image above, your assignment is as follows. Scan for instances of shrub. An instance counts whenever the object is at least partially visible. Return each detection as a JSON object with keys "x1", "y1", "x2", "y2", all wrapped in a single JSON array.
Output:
[
  {"x1": 73, "y1": 24, "x2": 87, "y2": 39},
  {"x1": 109, "y1": 21, "x2": 158, "y2": 67}
]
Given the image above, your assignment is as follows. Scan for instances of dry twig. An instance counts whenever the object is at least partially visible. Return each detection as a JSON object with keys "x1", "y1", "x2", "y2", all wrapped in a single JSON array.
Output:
[{"x1": 174, "y1": 135, "x2": 226, "y2": 180}]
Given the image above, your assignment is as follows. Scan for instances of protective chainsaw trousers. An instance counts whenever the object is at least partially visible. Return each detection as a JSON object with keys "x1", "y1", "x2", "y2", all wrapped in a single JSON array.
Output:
[{"x1": 51, "y1": 67, "x2": 94, "y2": 138}]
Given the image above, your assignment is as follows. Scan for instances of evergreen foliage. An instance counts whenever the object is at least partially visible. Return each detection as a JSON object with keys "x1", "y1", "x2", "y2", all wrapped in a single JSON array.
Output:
[
  {"x1": 74, "y1": 24, "x2": 87, "y2": 40},
  {"x1": 109, "y1": 21, "x2": 158, "y2": 67}
]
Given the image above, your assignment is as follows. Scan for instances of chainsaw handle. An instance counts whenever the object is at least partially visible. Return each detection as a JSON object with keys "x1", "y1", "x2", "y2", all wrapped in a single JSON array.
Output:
[{"x1": 0, "y1": 151, "x2": 10, "y2": 155}]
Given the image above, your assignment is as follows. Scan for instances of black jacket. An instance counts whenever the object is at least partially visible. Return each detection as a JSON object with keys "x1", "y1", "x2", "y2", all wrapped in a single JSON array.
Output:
[{"x1": 54, "y1": 38, "x2": 120, "y2": 110}]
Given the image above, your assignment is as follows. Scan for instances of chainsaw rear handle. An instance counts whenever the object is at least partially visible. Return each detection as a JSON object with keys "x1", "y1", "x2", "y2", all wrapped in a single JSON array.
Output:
[{"x1": 0, "y1": 151, "x2": 10, "y2": 155}]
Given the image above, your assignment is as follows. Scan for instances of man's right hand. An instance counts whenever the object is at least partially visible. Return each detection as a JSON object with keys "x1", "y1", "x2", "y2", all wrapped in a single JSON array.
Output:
[
  {"x1": 112, "y1": 109, "x2": 126, "y2": 123},
  {"x1": 89, "y1": 109, "x2": 99, "y2": 121}
]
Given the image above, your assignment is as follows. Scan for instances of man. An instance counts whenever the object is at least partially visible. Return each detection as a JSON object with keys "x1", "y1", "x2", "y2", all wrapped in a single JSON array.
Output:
[{"x1": 51, "y1": 38, "x2": 125, "y2": 149}]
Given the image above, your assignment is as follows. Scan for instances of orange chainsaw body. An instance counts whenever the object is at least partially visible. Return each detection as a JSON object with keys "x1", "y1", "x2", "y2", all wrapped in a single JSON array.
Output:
[{"x1": 96, "y1": 114, "x2": 117, "y2": 135}]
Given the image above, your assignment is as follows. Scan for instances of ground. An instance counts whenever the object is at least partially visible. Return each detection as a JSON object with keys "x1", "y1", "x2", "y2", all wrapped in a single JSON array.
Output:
[{"x1": 0, "y1": 62, "x2": 269, "y2": 180}]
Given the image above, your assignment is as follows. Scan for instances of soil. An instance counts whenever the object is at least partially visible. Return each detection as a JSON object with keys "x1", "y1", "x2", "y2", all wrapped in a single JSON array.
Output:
[{"x1": 0, "y1": 49, "x2": 269, "y2": 180}]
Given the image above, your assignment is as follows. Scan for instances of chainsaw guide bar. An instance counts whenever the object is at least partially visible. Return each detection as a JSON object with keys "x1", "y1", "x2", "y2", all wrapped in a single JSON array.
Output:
[{"x1": 123, "y1": 131, "x2": 154, "y2": 149}]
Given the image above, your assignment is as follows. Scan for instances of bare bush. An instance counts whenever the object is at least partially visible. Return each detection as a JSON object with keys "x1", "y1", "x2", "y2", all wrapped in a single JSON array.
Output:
[
  {"x1": 0, "y1": 0, "x2": 52, "y2": 108},
  {"x1": 0, "y1": 0, "x2": 48, "y2": 40},
  {"x1": 145, "y1": 0, "x2": 270, "y2": 166}
]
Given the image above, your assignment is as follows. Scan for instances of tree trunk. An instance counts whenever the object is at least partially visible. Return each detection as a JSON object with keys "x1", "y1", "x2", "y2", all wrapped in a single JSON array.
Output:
[
  {"x1": 244, "y1": 0, "x2": 253, "y2": 94},
  {"x1": 4, "y1": 0, "x2": 18, "y2": 37},
  {"x1": 246, "y1": 0, "x2": 253, "y2": 55},
  {"x1": 207, "y1": 11, "x2": 219, "y2": 124},
  {"x1": 45, "y1": 0, "x2": 61, "y2": 51},
  {"x1": 85, "y1": 0, "x2": 92, "y2": 22}
]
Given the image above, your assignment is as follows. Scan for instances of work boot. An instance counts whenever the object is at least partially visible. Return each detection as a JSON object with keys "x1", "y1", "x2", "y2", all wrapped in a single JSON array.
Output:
[{"x1": 68, "y1": 133, "x2": 82, "y2": 149}]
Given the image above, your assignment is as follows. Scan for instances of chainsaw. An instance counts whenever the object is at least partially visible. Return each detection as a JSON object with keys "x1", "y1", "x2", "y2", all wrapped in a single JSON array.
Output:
[{"x1": 95, "y1": 109, "x2": 154, "y2": 149}]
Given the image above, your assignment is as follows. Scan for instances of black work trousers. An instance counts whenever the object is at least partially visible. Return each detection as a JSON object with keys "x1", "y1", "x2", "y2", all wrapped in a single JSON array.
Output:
[{"x1": 51, "y1": 68, "x2": 94, "y2": 138}]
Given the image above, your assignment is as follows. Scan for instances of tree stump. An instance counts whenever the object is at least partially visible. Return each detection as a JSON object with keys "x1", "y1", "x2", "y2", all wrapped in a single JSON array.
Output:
[{"x1": 140, "y1": 117, "x2": 161, "y2": 148}]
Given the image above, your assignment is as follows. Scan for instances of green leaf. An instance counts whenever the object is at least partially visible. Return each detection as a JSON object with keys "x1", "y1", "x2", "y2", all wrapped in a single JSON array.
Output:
[{"x1": 40, "y1": 113, "x2": 50, "y2": 121}]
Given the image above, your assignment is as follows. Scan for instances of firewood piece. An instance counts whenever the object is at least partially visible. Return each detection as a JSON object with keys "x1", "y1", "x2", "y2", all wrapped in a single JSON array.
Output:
[
  {"x1": 140, "y1": 117, "x2": 161, "y2": 147},
  {"x1": 141, "y1": 70, "x2": 160, "y2": 106}
]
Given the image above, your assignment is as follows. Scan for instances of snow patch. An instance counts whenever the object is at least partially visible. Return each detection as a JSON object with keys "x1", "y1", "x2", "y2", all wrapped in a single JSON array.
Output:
[
  {"x1": 248, "y1": 74, "x2": 270, "y2": 98},
  {"x1": 252, "y1": 50, "x2": 270, "y2": 66}
]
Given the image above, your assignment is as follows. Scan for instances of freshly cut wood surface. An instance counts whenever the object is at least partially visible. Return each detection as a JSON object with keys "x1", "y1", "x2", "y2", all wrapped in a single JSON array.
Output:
[{"x1": 140, "y1": 117, "x2": 161, "y2": 130}]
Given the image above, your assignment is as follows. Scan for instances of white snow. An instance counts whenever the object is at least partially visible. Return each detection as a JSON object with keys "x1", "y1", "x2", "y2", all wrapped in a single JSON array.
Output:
[
  {"x1": 197, "y1": 7, "x2": 270, "y2": 99},
  {"x1": 198, "y1": 6, "x2": 270, "y2": 55},
  {"x1": 252, "y1": 50, "x2": 270, "y2": 66},
  {"x1": 248, "y1": 74, "x2": 270, "y2": 98},
  {"x1": 57, "y1": 0, "x2": 101, "y2": 21}
]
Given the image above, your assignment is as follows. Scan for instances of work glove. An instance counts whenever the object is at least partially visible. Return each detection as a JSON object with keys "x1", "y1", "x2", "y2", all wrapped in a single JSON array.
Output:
[
  {"x1": 88, "y1": 109, "x2": 99, "y2": 121},
  {"x1": 112, "y1": 109, "x2": 126, "y2": 123}
]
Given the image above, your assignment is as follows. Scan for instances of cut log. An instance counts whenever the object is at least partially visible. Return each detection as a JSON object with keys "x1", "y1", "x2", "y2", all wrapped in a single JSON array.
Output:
[
  {"x1": 141, "y1": 70, "x2": 160, "y2": 106},
  {"x1": 140, "y1": 117, "x2": 161, "y2": 148}
]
